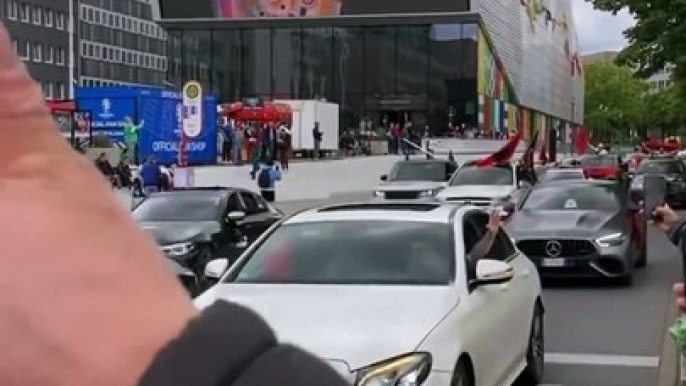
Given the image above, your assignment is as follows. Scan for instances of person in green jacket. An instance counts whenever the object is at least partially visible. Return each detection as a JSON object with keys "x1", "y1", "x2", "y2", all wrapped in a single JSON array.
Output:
[{"x1": 123, "y1": 116, "x2": 144, "y2": 164}]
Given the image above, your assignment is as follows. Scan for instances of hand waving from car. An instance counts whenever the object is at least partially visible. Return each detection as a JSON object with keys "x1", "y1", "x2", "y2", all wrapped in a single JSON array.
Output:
[
  {"x1": 488, "y1": 209, "x2": 503, "y2": 232},
  {"x1": 652, "y1": 204, "x2": 680, "y2": 232}
]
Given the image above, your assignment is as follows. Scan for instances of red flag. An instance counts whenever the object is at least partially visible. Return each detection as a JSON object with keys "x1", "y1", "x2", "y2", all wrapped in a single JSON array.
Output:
[
  {"x1": 539, "y1": 143, "x2": 548, "y2": 164},
  {"x1": 574, "y1": 126, "x2": 589, "y2": 154},
  {"x1": 475, "y1": 129, "x2": 523, "y2": 167}
]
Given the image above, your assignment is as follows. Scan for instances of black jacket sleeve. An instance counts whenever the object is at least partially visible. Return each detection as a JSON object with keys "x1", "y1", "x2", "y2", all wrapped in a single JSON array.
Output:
[
  {"x1": 138, "y1": 301, "x2": 350, "y2": 386},
  {"x1": 667, "y1": 220, "x2": 686, "y2": 252}
]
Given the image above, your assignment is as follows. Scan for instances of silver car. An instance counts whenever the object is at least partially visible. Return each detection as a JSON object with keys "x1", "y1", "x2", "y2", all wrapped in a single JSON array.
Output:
[{"x1": 374, "y1": 159, "x2": 458, "y2": 200}]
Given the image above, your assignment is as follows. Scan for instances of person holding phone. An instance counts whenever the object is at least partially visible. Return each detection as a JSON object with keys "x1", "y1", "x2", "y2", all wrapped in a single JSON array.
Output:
[{"x1": 652, "y1": 205, "x2": 686, "y2": 312}]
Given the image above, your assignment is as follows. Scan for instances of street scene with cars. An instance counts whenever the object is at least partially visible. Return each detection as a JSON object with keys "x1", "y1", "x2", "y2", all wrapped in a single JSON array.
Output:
[
  {"x1": 112, "y1": 134, "x2": 684, "y2": 386},
  {"x1": 13, "y1": 0, "x2": 686, "y2": 383}
]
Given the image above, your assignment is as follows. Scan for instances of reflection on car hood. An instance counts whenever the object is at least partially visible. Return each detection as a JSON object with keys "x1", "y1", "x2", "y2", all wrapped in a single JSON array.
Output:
[
  {"x1": 139, "y1": 221, "x2": 220, "y2": 245},
  {"x1": 376, "y1": 181, "x2": 446, "y2": 192},
  {"x1": 506, "y1": 209, "x2": 620, "y2": 238},
  {"x1": 195, "y1": 284, "x2": 457, "y2": 370},
  {"x1": 437, "y1": 184, "x2": 515, "y2": 199}
]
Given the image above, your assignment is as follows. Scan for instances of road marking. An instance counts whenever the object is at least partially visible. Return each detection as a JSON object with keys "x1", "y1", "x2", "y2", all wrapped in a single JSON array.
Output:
[{"x1": 546, "y1": 353, "x2": 660, "y2": 368}]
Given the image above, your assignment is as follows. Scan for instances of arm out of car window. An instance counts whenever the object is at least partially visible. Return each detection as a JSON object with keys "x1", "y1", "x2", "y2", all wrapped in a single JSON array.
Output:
[
  {"x1": 465, "y1": 228, "x2": 498, "y2": 279},
  {"x1": 138, "y1": 301, "x2": 349, "y2": 386}
]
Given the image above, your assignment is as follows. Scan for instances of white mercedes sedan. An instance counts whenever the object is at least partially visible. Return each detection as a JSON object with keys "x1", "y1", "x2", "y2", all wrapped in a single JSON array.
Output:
[{"x1": 195, "y1": 201, "x2": 544, "y2": 386}]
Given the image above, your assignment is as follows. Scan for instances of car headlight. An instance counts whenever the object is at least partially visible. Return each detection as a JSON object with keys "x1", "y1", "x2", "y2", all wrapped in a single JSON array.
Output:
[
  {"x1": 161, "y1": 242, "x2": 196, "y2": 257},
  {"x1": 418, "y1": 189, "x2": 440, "y2": 197},
  {"x1": 595, "y1": 233, "x2": 625, "y2": 248},
  {"x1": 355, "y1": 353, "x2": 431, "y2": 386},
  {"x1": 373, "y1": 191, "x2": 385, "y2": 198}
]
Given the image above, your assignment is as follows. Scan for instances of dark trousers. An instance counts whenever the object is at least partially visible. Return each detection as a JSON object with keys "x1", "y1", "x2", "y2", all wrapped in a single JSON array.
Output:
[{"x1": 261, "y1": 189, "x2": 275, "y2": 203}]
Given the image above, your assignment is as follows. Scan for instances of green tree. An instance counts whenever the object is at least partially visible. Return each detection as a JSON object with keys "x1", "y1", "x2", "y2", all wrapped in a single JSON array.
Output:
[
  {"x1": 641, "y1": 87, "x2": 686, "y2": 135},
  {"x1": 584, "y1": 62, "x2": 647, "y2": 140},
  {"x1": 587, "y1": 0, "x2": 686, "y2": 92}
]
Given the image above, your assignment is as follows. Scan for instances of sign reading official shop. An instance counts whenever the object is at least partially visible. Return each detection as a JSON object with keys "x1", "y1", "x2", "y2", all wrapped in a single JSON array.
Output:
[{"x1": 159, "y1": 0, "x2": 470, "y2": 19}]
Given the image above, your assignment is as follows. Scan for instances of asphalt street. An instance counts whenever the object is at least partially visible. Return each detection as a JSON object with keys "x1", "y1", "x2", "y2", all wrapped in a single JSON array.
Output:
[{"x1": 274, "y1": 194, "x2": 683, "y2": 386}]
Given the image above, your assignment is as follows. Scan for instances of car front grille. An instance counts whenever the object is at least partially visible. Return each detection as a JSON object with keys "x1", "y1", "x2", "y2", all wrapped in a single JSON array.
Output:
[
  {"x1": 385, "y1": 191, "x2": 421, "y2": 199},
  {"x1": 517, "y1": 239, "x2": 597, "y2": 257},
  {"x1": 444, "y1": 197, "x2": 492, "y2": 206}
]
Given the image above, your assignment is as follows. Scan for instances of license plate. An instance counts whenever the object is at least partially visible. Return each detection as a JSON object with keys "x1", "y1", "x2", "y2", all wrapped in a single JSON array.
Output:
[{"x1": 541, "y1": 258, "x2": 566, "y2": 267}]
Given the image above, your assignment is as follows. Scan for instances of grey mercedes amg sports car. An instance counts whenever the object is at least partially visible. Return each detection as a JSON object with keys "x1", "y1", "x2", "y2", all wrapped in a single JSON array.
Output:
[{"x1": 505, "y1": 180, "x2": 646, "y2": 285}]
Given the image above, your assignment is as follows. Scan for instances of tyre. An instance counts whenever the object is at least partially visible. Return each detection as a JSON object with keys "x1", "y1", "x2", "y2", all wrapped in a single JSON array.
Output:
[
  {"x1": 450, "y1": 359, "x2": 474, "y2": 386},
  {"x1": 515, "y1": 303, "x2": 544, "y2": 384}
]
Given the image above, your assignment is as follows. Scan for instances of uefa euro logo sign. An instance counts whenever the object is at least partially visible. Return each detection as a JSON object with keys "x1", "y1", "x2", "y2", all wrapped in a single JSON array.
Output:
[{"x1": 99, "y1": 98, "x2": 114, "y2": 119}]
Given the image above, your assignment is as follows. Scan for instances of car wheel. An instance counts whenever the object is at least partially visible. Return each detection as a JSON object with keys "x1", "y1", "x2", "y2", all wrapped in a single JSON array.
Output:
[
  {"x1": 450, "y1": 359, "x2": 474, "y2": 386},
  {"x1": 515, "y1": 303, "x2": 544, "y2": 384}
]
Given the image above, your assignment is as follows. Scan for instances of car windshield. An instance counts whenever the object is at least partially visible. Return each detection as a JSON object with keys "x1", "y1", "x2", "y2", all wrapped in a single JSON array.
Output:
[
  {"x1": 522, "y1": 185, "x2": 619, "y2": 211},
  {"x1": 540, "y1": 169, "x2": 585, "y2": 182},
  {"x1": 389, "y1": 162, "x2": 450, "y2": 182},
  {"x1": 132, "y1": 194, "x2": 223, "y2": 222},
  {"x1": 229, "y1": 221, "x2": 453, "y2": 285},
  {"x1": 637, "y1": 161, "x2": 682, "y2": 175},
  {"x1": 450, "y1": 165, "x2": 513, "y2": 186},
  {"x1": 580, "y1": 155, "x2": 617, "y2": 167}
]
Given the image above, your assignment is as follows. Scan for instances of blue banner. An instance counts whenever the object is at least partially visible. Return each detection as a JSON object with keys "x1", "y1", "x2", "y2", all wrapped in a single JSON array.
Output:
[
  {"x1": 76, "y1": 86, "x2": 217, "y2": 166},
  {"x1": 77, "y1": 96, "x2": 136, "y2": 131}
]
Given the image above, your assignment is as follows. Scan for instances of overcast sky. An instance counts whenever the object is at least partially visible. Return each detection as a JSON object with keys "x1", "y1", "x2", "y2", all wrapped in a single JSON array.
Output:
[{"x1": 572, "y1": 1, "x2": 634, "y2": 54}]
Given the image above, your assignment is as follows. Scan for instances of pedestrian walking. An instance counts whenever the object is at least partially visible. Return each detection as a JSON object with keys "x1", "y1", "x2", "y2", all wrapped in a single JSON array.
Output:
[
  {"x1": 312, "y1": 122, "x2": 323, "y2": 159},
  {"x1": 257, "y1": 159, "x2": 282, "y2": 202},
  {"x1": 278, "y1": 123, "x2": 292, "y2": 171},
  {"x1": 140, "y1": 156, "x2": 162, "y2": 196}
]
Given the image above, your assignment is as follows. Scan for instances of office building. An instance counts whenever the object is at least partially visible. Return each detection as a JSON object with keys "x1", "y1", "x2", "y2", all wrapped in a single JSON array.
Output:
[
  {"x1": 156, "y1": 0, "x2": 584, "y2": 135},
  {"x1": 1, "y1": 0, "x2": 70, "y2": 99},
  {"x1": 77, "y1": 0, "x2": 167, "y2": 88}
]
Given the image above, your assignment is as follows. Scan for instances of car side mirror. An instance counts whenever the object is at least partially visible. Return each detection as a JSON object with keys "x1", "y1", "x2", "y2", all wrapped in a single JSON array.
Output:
[
  {"x1": 380, "y1": 175, "x2": 388, "y2": 181},
  {"x1": 469, "y1": 260, "x2": 514, "y2": 291},
  {"x1": 204, "y1": 258, "x2": 230, "y2": 280},
  {"x1": 227, "y1": 211, "x2": 246, "y2": 222}
]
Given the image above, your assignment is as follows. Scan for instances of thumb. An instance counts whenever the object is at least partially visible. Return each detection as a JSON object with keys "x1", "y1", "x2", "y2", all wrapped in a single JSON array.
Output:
[{"x1": 0, "y1": 25, "x2": 75, "y2": 175}]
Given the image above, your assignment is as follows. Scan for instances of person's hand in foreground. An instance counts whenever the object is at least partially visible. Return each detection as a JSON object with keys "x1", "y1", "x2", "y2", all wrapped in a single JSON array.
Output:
[
  {"x1": 674, "y1": 283, "x2": 686, "y2": 313},
  {"x1": 0, "y1": 25, "x2": 196, "y2": 386},
  {"x1": 652, "y1": 204, "x2": 680, "y2": 232}
]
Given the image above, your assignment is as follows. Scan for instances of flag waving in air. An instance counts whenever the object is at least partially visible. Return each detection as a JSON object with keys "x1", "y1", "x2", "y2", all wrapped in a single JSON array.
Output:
[{"x1": 475, "y1": 129, "x2": 523, "y2": 167}]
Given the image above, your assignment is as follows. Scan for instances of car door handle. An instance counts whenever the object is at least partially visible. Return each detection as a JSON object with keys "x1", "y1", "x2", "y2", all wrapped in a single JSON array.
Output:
[{"x1": 520, "y1": 269, "x2": 531, "y2": 277}]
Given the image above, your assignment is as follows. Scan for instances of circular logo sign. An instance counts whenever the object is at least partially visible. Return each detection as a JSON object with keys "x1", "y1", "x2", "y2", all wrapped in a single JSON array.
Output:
[
  {"x1": 185, "y1": 84, "x2": 200, "y2": 99},
  {"x1": 545, "y1": 240, "x2": 562, "y2": 257}
]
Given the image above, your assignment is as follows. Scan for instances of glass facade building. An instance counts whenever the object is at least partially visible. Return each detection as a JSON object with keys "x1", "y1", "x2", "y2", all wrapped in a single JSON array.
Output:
[
  {"x1": 156, "y1": 0, "x2": 585, "y2": 136},
  {"x1": 165, "y1": 15, "x2": 478, "y2": 131}
]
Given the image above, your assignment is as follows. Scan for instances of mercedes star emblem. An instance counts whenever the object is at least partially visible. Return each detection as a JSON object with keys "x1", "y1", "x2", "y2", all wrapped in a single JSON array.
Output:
[{"x1": 545, "y1": 240, "x2": 562, "y2": 257}]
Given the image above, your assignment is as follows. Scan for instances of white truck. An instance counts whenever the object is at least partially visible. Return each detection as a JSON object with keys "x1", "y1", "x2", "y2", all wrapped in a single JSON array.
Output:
[{"x1": 275, "y1": 99, "x2": 339, "y2": 158}]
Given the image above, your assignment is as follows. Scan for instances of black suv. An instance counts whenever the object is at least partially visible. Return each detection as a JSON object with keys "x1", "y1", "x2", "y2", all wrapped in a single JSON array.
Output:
[
  {"x1": 133, "y1": 187, "x2": 283, "y2": 275},
  {"x1": 630, "y1": 159, "x2": 686, "y2": 208}
]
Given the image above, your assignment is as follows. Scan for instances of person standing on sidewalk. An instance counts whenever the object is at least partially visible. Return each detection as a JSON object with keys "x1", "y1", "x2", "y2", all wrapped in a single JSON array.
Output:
[
  {"x1": 257, "y1": 159, "x2": 282, "y2": 203},
  {"x1": 312, "y1": 122, "x2": 323, "y2": 159}
]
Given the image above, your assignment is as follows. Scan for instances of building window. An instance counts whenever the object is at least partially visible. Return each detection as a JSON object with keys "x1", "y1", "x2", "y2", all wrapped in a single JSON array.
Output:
[
  {"x1": 20, "y1": 2, "x2": 30, "y2": 22},
  {"x1": 56, "y1": 12, "x2": 65, "y2": 30},
  {"x1": 45, "y1": 9, "x2": 53, "y2": 27},
  {"x1": 32, "y1": 43, "x2": 42, "y2": 62},
  {"x1": 33, "y1": 5, "x2": 42, "y2": 25},
  {"x1": 45, "y1": 45, "x2": 54, "y2": 63},
  {"x1": 56, "y1": 82, "x2": 65, "y2": 99},
  {"x1": 7, "y1": 1, "x2": 18, "y2": 20},
  {"x1": 57, "y1": 47, "x2": 66, "y2": 65},
  {"x1": 22, "y1": 41, "x2": 30, "y2": 60}
]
